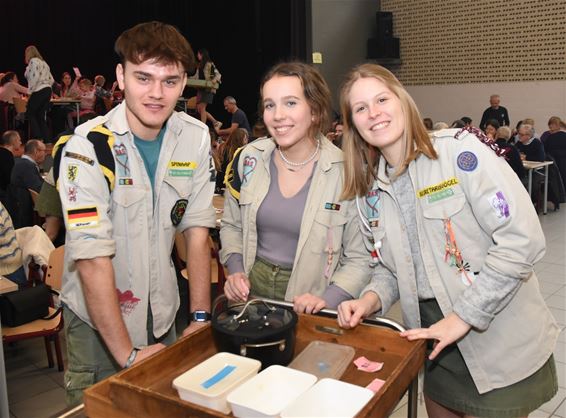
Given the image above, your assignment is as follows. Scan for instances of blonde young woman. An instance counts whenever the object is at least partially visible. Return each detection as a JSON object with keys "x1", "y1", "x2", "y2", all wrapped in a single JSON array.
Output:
[
  {"x1": 337, "y1": 63, "x2": 558, "y2": 418},
  {"x1": 220, "y1": 62, "x2": 369, "y2": 313},
  {"x1": 24, "y1": 45, "x2": 54, "y2": 141}
]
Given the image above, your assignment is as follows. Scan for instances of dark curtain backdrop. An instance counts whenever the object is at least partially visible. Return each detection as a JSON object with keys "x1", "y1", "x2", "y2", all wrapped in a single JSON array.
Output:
[{"x1": 1, "y1": 0, "x2": 309, "y2": 128}]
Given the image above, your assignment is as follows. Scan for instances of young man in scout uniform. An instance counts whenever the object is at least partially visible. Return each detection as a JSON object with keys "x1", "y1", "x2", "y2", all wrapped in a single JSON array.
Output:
[{"x1": 55, "y1": 21, "x2": 216, "y2": 405}]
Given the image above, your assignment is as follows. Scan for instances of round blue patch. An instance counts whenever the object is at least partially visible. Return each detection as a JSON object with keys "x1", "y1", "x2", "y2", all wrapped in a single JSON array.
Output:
[{"x1": 457, "y1": 151, "x2": 478, "y2": 171}]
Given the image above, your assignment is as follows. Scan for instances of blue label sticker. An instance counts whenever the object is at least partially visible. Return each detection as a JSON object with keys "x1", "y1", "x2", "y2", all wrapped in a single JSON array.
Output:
[
  {"x1": 457, "y1": 151, "x2": 478, "y2": 172},
  {"x1": 200, "y1": 365, "x2": 237, "y2": 389}
]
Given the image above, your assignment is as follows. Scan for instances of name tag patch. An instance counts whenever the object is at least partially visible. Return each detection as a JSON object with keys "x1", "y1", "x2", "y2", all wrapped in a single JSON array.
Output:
[
  {"x1": 67, "y1": 206, "x2": 99, "y2": 230},
  {"x1": 417, "y1": 177, "x2": 459, "y2": 200},
  {"x1": 168, "y1": 161, "x2": 197, "y2": 177}
]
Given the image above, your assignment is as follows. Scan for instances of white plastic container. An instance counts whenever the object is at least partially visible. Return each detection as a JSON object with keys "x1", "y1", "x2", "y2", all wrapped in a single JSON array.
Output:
[
  {"x1": 227, "y1": 365, "x2": 317, "y2": 418},
  {"x1": 172, "y1": 352, "x2": 261, "y2": 414},
  {"x1": 281, "y1": 378, "x2": 375, "y2": 418}
]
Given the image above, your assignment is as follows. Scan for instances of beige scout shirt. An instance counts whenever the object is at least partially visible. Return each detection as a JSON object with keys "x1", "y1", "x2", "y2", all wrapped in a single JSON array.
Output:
[
  {"x1": 220, "y1": 137, "x2": 371, "y2": 300},
  {"x1": 58, "y1": 103, "x2": 216, "y2": 346},
  {"x1": 361, "y1": 129, "x2": 559, "y2": 394}
]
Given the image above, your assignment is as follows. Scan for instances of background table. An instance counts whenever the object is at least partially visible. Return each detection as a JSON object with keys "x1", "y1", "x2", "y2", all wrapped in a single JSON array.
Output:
[
  {"x1": 523, "y1": 160, "x2": 553, "y2": 214},
  {"x1": 51, "y1": 98, "x2": 81, "y2": 125}
]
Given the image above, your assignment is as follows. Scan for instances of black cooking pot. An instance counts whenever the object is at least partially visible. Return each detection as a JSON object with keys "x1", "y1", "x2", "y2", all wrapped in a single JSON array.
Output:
[{"x1": 211, "y1": 297, "x2": 298, "y2": 369}]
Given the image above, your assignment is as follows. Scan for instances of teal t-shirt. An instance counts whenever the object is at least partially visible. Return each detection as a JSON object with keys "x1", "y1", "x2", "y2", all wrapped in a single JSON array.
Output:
[{"x1": 133, "y1": 127, "x2": 166, "y2": 196}]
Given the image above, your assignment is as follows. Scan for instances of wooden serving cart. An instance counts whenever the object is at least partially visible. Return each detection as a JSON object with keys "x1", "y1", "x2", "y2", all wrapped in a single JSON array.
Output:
[{"x1": 83, "y1": 303, "x2": 425, "y2": 418}]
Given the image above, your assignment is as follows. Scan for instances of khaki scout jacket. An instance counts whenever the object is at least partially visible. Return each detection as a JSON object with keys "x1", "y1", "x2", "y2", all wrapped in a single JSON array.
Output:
[
  {"x1": 58, "y1": 103, "x2": 216, "y2": 346},
  {"x1": 361, "y1": 128, "x2": 559, "y2": 394},
  {"x1": 219, "y1": 137, "x2": 371, "y2": 302}
]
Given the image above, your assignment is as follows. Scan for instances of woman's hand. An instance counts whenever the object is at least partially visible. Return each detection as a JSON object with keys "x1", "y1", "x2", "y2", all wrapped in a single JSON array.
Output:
[
  {"x1": 293, "y1": 293, "x2": 326, "y2": 314},
  {"x1": 400, "y1": 312, "x2": 472, "y2": 360},
  {"x1": 223, "y1": 272, "x2": 250, "y2": 302},
  {"x1": 337, "y1": 292, "x2": 380, "y2": 329}
]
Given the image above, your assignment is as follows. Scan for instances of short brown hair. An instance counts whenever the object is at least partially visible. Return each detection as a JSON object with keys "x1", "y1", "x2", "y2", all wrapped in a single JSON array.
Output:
[
  {"x1": 260, "y1": 62, "x2": 332, "y2": 140},
  {"x1": 339, "y1": 63, "x2": 436, "y2": 200},
  {"x1": 114, "y1": 21, "x2": 195, "y2": 74}
]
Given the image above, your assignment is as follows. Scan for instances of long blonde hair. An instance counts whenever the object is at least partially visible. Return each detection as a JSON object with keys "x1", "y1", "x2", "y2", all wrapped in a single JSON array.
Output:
[
  {"x1": 25, "y1": 45, "x2": 43, "y2": 64},
  {"x1": 340, "y1": 63, "x2": 436, "y2": 200}
]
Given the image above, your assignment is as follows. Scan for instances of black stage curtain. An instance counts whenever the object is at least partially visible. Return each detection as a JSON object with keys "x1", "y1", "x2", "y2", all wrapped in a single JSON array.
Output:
[{"x1": 2, "y1": 0, "x2": 309, "y2": 130}]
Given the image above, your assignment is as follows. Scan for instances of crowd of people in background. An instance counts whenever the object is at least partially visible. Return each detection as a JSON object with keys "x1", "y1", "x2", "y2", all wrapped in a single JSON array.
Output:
[{"x1": 0, "y1": 27, "x2": 564, "y2": 417}]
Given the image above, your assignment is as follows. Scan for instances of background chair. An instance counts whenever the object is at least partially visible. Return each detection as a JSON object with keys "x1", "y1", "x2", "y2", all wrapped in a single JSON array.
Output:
[{"x1": 2, "y1": 245, "x2": 65, "y2": 371}]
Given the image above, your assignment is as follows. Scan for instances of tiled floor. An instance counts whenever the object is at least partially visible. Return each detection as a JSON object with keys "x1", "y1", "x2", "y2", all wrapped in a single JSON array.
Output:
[{"x1": 3, "y1": 208, "x2": 566, "y2": 417}]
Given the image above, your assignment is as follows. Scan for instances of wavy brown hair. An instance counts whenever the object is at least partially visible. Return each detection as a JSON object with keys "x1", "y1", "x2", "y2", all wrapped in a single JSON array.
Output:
[
  {"x1": 340, "y1": 63, "x2": 436, "y2": 200},
  {"x1": 114, "y1": 21, "x2": 195, "y2": 74},
  {"x1": 260, "y1": 62, "x2": 332, "y2": 142}
]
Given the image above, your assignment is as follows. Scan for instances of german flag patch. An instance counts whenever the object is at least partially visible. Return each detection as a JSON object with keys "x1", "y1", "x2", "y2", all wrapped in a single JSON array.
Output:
[{"x1": 67, "y1": 206, "x2": 99, "y2": 230}]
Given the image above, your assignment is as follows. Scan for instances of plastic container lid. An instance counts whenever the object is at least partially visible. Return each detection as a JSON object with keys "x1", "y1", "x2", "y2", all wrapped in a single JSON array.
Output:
[
  {"x1": 288, "y1": 340, "x2": 355, "y2": 380},
  {"x1": 172, "y1": 352, "x2": 261, "y2": 414},
  {"x1": 281, "y1": 378, "x2": 374, "y2": 417}
]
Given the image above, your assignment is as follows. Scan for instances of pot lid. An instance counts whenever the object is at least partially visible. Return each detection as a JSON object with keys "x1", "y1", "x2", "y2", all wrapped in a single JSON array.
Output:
[{"x1": 213, "y1": 299, "x2": 297, "y2": 338}]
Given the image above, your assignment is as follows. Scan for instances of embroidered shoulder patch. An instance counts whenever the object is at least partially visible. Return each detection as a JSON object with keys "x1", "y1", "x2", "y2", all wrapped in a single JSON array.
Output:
[
  {"x1": 489, "y1": 191, "x2": 510, "y2": 220},
  {"x1": 242, "y1": 156, "x2": 257, "y2": 184},
  {"x1": 171, "y1": 199, "x2": 188, "y2": 226},
  {"x1": 457, "y1": 151, "x2": 478, "y2": 172},
  {"x1": 67, "y1": 206, "x2": 99, "y2": 230}
]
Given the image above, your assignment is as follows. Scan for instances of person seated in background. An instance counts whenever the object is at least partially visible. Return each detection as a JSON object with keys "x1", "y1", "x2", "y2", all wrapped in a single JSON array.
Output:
[
  {"x1": 460, "y1": 116, "x2": 472, "y2": 127},
  {"x1": 0, "y1": 130, "x2": 22, "y2": 205},
  {"x1": 450, "y1": 119, "x2": 465, "y2": 128},
  {"x1": 0, "y1": 201, "x2": 27, "y2": 287},
  {"x1": 67, "y1": 77, "x2": 97, "y2": 127},
  {"x1": 220, "y1": 62, "x2": 370, "y2": 313},
  {"x1": 94, "y1": 75, "x2": 117, "y2": 99},
  {"x1": 541, "y1": 116, "x2": 566, "y2": 144},
  {"x1": 11, "y1": 139, "x2": 46, "y2": 193},
  {"x1": 423, "y1": 117, "x2": 433, "y2": 131},
  {"x1": 495, "y1": 126, "x2": 525, "y2": 180},
  {"x1": 516, "y1": 123, "x2": 545, "y2": 162},
  {"x1": 543, "y1": 116, "x2": 566, "y2": 192},
  {"x1": 432, "y1": 121, "x2": 448, "y2": 131},
  {"x1": 215, "y1": 128, "x2": 248, "y2": 193},
  {"x1": 215, "y1": 96, "x2": 252, "y2": 138},
  {"x1": 7, "y1": 139, "x2": 46, "y2": 228},
  {"x1": 251, "y1": 120, "x2": 268, "y2": 141},
  {"x1": 0, "y1": 71, "x2": 28, "y2": 104},
  {"x1": 327, "y1": 120, "x2": 344, "y2": 148},
  {"x1": 483, "y1": 118, "x2": 500, "y2": 139}
]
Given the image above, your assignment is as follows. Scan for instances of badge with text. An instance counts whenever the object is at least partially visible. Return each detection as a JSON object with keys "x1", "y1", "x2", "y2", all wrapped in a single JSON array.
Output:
[
  {"x1": 168, "y1": 161, "x2": 197, "y2": 177},
  {"x1": 64, "y1": 151, "x2": 94, "y2": 166},
  {"x1": 417, "y1": 177, "x2": 459, "y2": 203},
  {"x1": 171, "y1": 199, "x2": 188, "y2": 226},
  {"x1": 67, "y1": 206, "x2": 99, "y2": 230},
  {"x1": 457, "y1": 151, "x2": 478, "y2": 172}
]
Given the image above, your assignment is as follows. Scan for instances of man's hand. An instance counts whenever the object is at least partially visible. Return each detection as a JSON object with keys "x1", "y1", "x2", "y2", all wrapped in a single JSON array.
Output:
[
  {"x1": 400, "y1": 312, "x2": 472, "y2": 360},
  {"x1": 293, "y1": 293, "x2": 325, "y2": 314},
  {"x1": 132, "y1": 343, "x2": 166, "y2": 365},
  {"x1": 224, "y1": 272, "x2": 250, "y2": 302}
]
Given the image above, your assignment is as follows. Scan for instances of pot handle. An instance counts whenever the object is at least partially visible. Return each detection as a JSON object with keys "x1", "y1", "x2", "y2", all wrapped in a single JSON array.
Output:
[{"x1": 240, "y1": 339, "x2": 286, "y2": 357}]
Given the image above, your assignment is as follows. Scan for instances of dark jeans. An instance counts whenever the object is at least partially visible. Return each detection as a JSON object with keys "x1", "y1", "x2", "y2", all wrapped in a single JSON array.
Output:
[{"x1": 26, "y1": 87, "x2": 52, "y2": 141}]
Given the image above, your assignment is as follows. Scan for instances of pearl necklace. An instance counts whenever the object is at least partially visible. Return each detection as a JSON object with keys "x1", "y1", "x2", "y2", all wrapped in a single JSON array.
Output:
[{"x1": 278, "y1": 139, "x2": 320, "y2": 171}]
